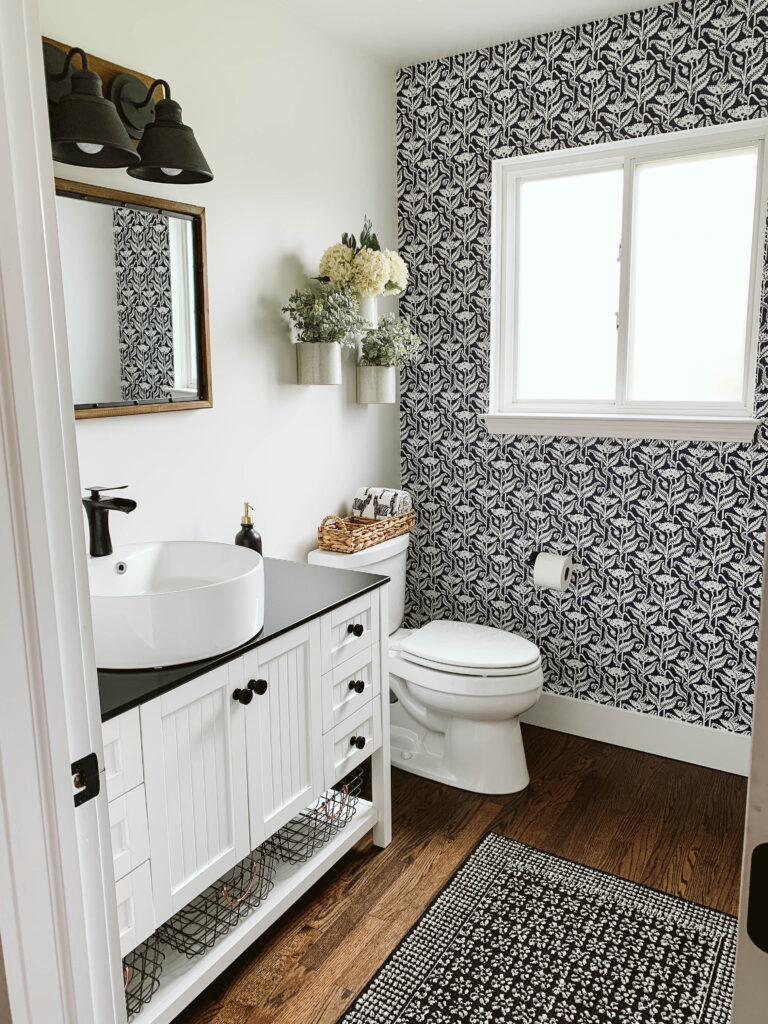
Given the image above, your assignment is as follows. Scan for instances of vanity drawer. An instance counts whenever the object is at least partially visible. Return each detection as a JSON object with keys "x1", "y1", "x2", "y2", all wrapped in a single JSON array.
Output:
[
  {"x1": 108, "y1": 785, "x2": 150, "y2": 883},
  {"x1": 102, "y1": 708, "x2": 143, "y2": 802},
  {"x1": 115, "y1": 861, "x2": 154, "y2": 958},
  {"x1": 324, "y1": 697, "x2": 381, "y2": 788},
  {"x1": 322, "y1": 645, "x2": 380, "y2": 733},
  {"x1": 320, "y1": 590, "x2": 379, "y2": 673}
]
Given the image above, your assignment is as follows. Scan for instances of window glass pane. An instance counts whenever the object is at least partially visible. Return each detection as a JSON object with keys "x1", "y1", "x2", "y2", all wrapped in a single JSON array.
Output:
[
  {"x1": 515, "y1": 168, "x2": 623, "y2": 401},
  {"x1": 627, "y1": 147, "x2": 758, "y2": 404}
]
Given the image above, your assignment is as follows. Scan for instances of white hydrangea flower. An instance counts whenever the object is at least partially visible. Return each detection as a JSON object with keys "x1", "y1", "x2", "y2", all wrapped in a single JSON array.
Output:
[
  {"x1": 385, "y1": 249, "x2": 408, "y2": 293},
  {"x1": 318, "y1": 242, "x2": 354, "y2": 283},
  {"x1": 351, "y1": 247, "x2": 392, "y2": 296}
]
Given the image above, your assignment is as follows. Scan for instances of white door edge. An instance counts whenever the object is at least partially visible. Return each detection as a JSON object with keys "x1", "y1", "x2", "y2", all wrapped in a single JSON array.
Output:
[
  {"x1": 0, "y1": 1, "x2": 122, "y2": 1021},
  {"x1": 732, "y1": 519, "x2": 768, "y2": 1021}
]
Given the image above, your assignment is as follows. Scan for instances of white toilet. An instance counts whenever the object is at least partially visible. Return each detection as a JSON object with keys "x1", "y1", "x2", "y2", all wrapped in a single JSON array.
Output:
[{"x1": 308, "y1": 533, "x2": 543, "y2": 795}]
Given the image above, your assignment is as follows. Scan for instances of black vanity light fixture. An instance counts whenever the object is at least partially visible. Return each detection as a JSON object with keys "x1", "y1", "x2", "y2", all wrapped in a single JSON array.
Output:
[
  {"x1": 110, "y1": 74, "x2": 213, "y2": 184},
  {"x1": 43, "y1": 44, "x2": 139, "y2": 168}
]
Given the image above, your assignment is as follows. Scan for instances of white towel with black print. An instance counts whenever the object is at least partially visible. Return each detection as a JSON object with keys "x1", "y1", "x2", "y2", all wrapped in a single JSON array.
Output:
[{"x1": 352, "y1": 487, "x2": 412, "y2": 519}]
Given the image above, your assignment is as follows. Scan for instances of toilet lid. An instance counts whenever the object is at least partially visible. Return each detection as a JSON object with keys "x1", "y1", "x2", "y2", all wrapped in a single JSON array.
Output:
[{"x1": 398, "y1": 620, "x2": 540, "y2": 674}]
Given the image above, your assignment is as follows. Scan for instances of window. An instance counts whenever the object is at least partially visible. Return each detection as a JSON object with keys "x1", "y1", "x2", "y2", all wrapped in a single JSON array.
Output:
[{"x1": 487, "y1": 122, "x2": 768, "y2": 441}]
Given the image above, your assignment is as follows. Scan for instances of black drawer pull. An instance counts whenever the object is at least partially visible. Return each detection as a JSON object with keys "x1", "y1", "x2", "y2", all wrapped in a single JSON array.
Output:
[
  {"x1": 347, "y1": 623, "x2": 364, "y2": 638},
  {"x1": 232, "y1": 688, "x2": 253, "y2": 705},
  {"x1": 248, "y1": 678, "x2": 268, "y2": 695},
  {"x1": 349, "y1": 735, "x2": 366, "y2": 750},
  {"x1": 348, "y1": 679, "x2": 366, "y2": 694}
]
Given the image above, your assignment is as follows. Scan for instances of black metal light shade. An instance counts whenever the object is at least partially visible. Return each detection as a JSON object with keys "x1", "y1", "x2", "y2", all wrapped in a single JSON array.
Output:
[
  {"x1": 112, "y1": 78, "x2": 212, "y2": 184},
  {"x1": 46, "y1": 48, "x2": 139, "y2": 168}
]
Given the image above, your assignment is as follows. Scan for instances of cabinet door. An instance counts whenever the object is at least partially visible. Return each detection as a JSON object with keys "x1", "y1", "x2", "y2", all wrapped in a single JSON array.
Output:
[
  {"x1": 141, "y1": 663, "x2": 250, "y2": 922},
  {"x1": 243, "y1": 621, "x2": 324, "y2": 846}
]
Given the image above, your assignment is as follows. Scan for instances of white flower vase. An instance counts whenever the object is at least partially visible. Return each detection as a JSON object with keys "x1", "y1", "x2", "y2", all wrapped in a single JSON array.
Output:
[
  {"x1": 296, "y1": 342, "x2": 342, "y2": 386},
  {"x1": 359, "y1": 294, "x2": 377, "y2": 328},
  {"x1": 357, "y1": 364, "x2": 396, "y2": 404}
]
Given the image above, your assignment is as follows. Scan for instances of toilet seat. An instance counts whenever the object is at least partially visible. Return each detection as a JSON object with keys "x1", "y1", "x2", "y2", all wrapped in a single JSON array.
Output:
[
  {"x1": 390, "y1": 648, "x2": 543, "y2": 697},
  {"x1": 397, "y1": 620, "x2": 541, "y2": 678}
]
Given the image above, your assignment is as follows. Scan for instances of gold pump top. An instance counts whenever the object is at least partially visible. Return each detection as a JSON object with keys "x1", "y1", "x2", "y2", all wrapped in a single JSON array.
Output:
[{"x1": 241, "y1": 502, "x2": 253, "y2": 526}]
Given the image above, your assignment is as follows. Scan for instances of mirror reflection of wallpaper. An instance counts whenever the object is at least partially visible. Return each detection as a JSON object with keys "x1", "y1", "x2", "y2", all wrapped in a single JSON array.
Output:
[{"x1": 113, "y1": 207, "x2": 174, "y2": 401}]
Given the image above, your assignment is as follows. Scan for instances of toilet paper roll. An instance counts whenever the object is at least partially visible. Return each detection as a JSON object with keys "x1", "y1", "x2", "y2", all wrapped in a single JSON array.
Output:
[{"x1": 533, "y1": 551, "x2": 573, "y2": 591}]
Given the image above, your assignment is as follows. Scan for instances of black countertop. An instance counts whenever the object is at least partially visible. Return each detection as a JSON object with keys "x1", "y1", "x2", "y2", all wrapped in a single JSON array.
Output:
[{"x1": 98, "y1": 557, "x2": 387, "y2": 722}]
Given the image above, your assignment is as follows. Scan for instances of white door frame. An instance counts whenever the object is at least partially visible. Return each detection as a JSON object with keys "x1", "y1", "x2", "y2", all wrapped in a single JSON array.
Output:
[
  {"x1": 733, "y1": 528, "x2": 768, "y2": 1020},
  {"x1": 0, "y1": 0, "x2": 122, "y2": 1021}
]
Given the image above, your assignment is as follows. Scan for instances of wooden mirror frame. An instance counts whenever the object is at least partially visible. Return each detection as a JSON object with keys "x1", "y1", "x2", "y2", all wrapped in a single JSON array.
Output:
[{"x1": 56, "y1": 178, "x2": 212, "y2": 419}]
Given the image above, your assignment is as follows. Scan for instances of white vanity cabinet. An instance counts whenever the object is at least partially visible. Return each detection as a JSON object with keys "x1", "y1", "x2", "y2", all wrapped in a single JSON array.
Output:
[
  {"x1": 139, "y1": 662, "x2": 251, "y2": 922},
  {"x1": 241, "y1": 620, "x2": 324, "y2": 847},
  {"x1": 101, "y1": 581, "x2": 390, "y2": 1024}
]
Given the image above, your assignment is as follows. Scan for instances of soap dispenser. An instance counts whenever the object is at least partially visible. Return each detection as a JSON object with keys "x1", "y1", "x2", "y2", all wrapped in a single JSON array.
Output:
[{"x1": 235, "y1": 502, "x2": 262, "y2": 555}]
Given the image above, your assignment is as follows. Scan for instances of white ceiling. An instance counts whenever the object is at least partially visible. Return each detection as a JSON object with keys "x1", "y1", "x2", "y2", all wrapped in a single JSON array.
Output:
[{"x1": 277, "y1": 0, "x2": 667, "y2": 68}]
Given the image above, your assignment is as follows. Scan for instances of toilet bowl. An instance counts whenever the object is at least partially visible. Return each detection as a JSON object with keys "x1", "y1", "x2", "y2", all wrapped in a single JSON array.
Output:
[{"x1": 308, "y1": 533, "x2": 543, "y2": 795}]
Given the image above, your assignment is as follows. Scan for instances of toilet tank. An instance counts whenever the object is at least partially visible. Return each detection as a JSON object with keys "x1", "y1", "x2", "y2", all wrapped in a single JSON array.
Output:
[{"x1": 307, "y1": 532, "x2": 409, "y2": 633}]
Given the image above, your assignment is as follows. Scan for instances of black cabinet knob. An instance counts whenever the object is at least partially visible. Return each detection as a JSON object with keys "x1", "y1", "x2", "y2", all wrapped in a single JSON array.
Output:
[
  {"x1": 232, "y1": 688, "x2": 253, "y2": 705},
  {"x1": 347, "y1": 623, "x2": 364, "y2": 637},
  {"x1": 348, "y1": 679, "x2": 365, "y2": 694},
  {"x1": 349, "y1": 735, "x2": 366, "y2": 750},
  {"x1": 248, "y1": 678, "x2": 268, "y2": 695}
]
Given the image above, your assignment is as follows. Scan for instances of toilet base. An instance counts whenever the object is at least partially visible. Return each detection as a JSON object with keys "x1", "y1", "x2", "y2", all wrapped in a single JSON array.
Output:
[{"x1": 390, "y1": 713, "x2": 530, "y2": 795}]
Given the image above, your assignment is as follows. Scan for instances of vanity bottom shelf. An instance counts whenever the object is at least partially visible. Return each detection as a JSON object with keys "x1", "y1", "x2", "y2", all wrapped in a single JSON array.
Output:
[{"x1": 133, "y1": 799, "x2": 377, "y2": 1024}]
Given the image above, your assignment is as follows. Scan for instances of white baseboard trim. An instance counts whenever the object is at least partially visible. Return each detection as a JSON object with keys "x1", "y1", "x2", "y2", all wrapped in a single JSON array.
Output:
[{"x1": 521, "y1": 692, "x2": 752, "y2": 777}]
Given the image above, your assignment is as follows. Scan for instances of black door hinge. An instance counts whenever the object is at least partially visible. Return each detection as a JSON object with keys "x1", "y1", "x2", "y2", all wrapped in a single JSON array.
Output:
[
  {"x1": 747, "y1": 842, "x2": 768, "y2": 953},
  {"x1": 71, "y1": 751, "x2": 100, "y2": 807}
]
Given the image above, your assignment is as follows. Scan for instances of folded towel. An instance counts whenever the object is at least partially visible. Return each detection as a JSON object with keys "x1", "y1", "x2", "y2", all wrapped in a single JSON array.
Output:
[{"x1": 352, "y1": 487, "x2": 412, "y2": 520}]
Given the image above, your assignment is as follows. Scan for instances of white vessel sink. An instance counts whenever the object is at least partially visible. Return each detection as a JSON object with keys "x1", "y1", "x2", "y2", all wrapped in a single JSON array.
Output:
[{"x1": 88, "y1": 541, "x2": 264, "y2": 670}]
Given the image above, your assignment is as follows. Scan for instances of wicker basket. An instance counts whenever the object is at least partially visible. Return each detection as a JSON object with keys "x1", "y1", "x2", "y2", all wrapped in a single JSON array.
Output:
[{"x1": 317, "y1": 511, "x2": 415, "y2": 554}]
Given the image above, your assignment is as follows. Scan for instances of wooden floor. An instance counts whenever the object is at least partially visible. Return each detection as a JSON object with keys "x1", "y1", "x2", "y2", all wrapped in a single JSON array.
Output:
[{"x1": 173, "y1": 725, "x2": 747, "y2": 1024}]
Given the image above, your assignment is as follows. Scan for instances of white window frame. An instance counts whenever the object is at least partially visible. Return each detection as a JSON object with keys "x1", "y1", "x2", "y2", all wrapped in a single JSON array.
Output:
[{"x1": 484, "y1": 120, "x2": 768, "y2": 441}]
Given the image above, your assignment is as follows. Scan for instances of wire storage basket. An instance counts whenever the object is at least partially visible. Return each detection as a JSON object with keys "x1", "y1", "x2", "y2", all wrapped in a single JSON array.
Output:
[
  {"x1": 123, "y1": 933, "x2": 165, "y2": 1020},
  {"x1": 157, "y1": 842, "x2": 276, "y2": 959},
  {"x1": 268, "y1": 765, "x2": 364, "y2": 866}
]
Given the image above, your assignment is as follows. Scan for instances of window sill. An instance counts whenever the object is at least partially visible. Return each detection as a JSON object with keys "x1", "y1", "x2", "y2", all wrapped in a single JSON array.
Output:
[{"x1": 481, "y1": 413, "x2": 760, "y2": 442}]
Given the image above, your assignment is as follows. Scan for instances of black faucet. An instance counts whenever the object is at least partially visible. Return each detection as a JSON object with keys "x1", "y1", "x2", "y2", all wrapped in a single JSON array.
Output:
[{"x1": 82, "y1": 486, "x2": 137, "y2": 557}]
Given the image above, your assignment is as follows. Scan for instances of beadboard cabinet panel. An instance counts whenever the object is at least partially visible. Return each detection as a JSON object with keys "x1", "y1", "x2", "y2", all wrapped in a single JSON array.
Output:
[
  {"x1": 243, "y1": 620, "x2": 324, "y2": 846},
  {"x1": 141, "y1": 662, "x2": 250, "y2": 921}
]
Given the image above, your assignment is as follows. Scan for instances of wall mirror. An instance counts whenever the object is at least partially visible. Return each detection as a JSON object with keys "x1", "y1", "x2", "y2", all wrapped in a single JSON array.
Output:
[{"x1": 55, "y1": 179, "x2": 211, "y2": 418}]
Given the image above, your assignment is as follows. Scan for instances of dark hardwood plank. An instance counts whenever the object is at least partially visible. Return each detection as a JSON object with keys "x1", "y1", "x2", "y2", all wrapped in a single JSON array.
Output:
[{"x1": 173, "y1": 725, "x2": 747, "y2": 1024}]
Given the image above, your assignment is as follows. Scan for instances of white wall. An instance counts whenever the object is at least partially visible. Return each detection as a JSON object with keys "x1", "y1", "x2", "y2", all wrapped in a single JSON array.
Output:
[
  {"x1": 40, "y1": 0, "x2": 400, "y2": 561},
  {"x1": 56, "y1": 195, "x2": 122, "y2": 405}
]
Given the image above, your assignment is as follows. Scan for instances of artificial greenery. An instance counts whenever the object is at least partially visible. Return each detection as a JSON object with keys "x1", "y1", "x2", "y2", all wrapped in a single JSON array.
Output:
[
  {"x1": 282, "y1": 281, "x2": 366, "y2": 346},
  {"x1": 360, "y1": 313, "x2": 420, "y2": 367},
  {"x1": 341, "y1": 215, "x2": 381, "y2": 254}
]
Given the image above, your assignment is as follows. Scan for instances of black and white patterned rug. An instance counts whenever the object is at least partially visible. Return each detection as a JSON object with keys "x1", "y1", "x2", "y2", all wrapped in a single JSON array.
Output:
[{"x1": 341, "y1": 833, "x2": 736, "y2": 1023}]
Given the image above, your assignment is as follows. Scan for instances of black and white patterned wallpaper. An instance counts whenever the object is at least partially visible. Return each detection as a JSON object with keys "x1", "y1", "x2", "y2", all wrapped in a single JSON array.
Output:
[
  {"x1": 113, "y1": 207, "x2": 174, "y2": 401},
  {"x1": 397, "y1": 0, "x2": 768, "y2": 734}
]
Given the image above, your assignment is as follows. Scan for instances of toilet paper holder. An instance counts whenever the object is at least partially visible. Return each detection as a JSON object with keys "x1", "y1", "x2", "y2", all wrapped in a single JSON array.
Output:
[
  {"x1": 528, "y1": 550, "x2": 573, "y2": 565},
  {"x1": 528, "y1": 550, "x2": 574, "y2": 585}
]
